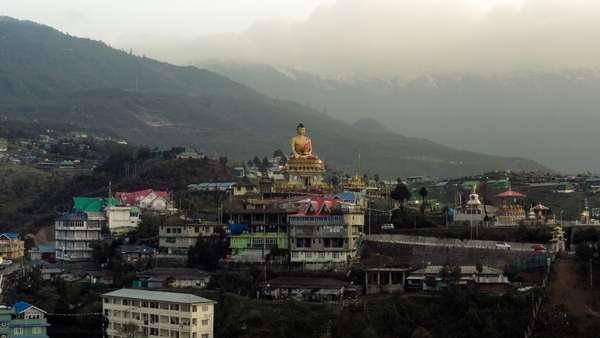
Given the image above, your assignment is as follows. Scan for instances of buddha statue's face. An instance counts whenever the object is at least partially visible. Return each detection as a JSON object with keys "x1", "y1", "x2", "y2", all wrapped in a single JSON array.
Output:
[{"x1": 296, "y1": 127, "x2": 306, "y2": 136}]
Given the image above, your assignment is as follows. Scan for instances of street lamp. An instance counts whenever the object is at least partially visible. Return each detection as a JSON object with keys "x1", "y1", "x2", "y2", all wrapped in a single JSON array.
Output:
[{"x1": 560, "y1": 210, "x2": 564, "y2": 225}]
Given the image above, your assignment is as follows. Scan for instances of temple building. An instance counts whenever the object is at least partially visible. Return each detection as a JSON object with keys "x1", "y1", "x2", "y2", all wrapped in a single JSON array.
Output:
[
  {"x1": 342, "y1": 175, "x2": 367, "y2": 193},
  {"x1": 279, "y1": 123, "x2": 329, "y2": 192},
  {"x1": 452, "y1": 186, "x2": 484, "y2": 222},
  {"x1": 493, "y1": 189, "x2": 526, "y2": 223}
]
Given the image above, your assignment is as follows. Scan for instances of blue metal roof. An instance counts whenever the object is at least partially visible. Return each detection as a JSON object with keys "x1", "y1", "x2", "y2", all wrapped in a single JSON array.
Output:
[
  {"x1": 12, "y1": 301, "x2": 32, "y2": 314},
  {"x1": 329, "y1": 193, "x2": 360, "y2": 201},
  {"x1": 0, "y1": 233, "x2": 19, "y2": 239},
  {"x1": 31, "y1": 246, "x2": 55, "y2": 251}
]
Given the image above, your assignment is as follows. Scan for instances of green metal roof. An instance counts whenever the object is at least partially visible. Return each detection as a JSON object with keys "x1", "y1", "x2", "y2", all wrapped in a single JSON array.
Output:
[
  {"x1": 73, "y1": 197, "x2": 119, "y2": 212},
  {"x1": 102, "y1": 288, "x2": 215, "y2": 304}
]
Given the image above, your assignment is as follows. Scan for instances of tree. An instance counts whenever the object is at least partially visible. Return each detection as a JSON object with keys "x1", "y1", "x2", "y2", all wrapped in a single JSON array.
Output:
[
  {"x1": 118, "y1": 322, "x2": 146, "y2": 338},
  {"x1": 181, "y1": 198, "x2": 198, "y2": 219},
  {"x1": 273, "y1": 149, "x2": 284, "y2": 157},
  {"x1": 419, "y1": 187, "x2": 428, "y2": 221},
  {"x1": 476, "y1": 262, "x2": 483, "y2": 274},
  {"x1": 331, "y1": 176, "x2": 340, "y2": 191},
  {"x1": 218, "y1": 156, "x2": 228, "y2": 167},
  {"x1": 247, "y1": 159, "x2": 253, "y2": 167},
  {"x1": 253, "y1": 156, "x2": 261, "y2": 167},
  {"x1": 279, "y1": 156, "x2": 288, "y2": 165},
  {"x1": 262, "y1": 156, "x2": 270, "y2": 168},
  {"x1": 411, "y1": 326, "x2": 433, "y2": 338},
  {"x1": 373, "y1": 174, "x2": 380, "y2": 182},
  {"x1": 391, "y1": 183, "x2": 411, "y2": 205},
  {"x1": 136, "y1": 213, "x2": 161, "y2": 238},
  {"x1": 480, "y1": 181, "x2": 489, "y2": 220},
  {"x1": 439, "y1": 260, "x2": 462, "y2": 287}
]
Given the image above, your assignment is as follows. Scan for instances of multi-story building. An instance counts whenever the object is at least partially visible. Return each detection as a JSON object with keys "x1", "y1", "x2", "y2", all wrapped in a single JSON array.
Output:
[
  {"x1": 102, "y1": 288, "x2": 215, "y2": 338},
  {"x1": 288, "y1": 197, "x2": 365, "y2": 271},
  {"x1": 55, "y1": 197, "x2": 142, "y2": 261},
  {"x1": 227, "y1": 198, "x2": 298, "y2": 261},
  {"x1": 55, "y1": 212, "x2": 102, "y2": 261},
  {"x1": 0, "y1": 233, "x2": 25, "y2": 260},
  {"x1": 158, "y1": 222, "x2": 222, "y2": 255},
  {"x1": 0, "y1": 301, "x2": 51, "y2": 338}
]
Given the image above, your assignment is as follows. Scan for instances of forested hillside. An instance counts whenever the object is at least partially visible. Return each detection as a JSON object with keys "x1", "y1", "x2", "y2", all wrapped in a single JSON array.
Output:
[{"x1": 0, "y1": 17, "x2": 550, "y2": 178}]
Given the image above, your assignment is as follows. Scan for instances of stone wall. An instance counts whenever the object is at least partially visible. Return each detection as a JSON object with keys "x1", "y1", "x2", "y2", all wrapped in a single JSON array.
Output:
[{"x1": 366, "y1": 238, "x2": 541, "y2": 270}]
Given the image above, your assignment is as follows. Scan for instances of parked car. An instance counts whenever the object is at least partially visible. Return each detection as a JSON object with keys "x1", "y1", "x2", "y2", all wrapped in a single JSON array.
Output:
[
  {"x1": 0, "y1": 265, "x2": 5, "y2": 270},
  {"x1": 2, "y1": 259, "x2": 12, "y2": 265},
  {"x1": 381, "y1": 224, "x2": 395, "y2": 230},
  {"x1": 496, "y1": 242, "x2": 511, "y2": 250},
  {"x1": 531, "y1": 244, "x2": 547, "y2": 251}
]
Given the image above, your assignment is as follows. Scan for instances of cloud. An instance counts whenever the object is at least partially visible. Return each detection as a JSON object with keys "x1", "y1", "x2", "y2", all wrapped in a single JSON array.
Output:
[{"x1": 114, "y1": 0, "x2": 600, "y2": 75}]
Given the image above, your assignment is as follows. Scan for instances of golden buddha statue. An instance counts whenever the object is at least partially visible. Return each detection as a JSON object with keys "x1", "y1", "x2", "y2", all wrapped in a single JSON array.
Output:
[{"x1": 291, "y1": 122, "x2": 315, "y2": 159}]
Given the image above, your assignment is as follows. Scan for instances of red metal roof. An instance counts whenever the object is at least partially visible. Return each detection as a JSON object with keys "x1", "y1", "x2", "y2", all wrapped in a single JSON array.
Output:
[
  {"x1": 290, "y1": 197, "x2": 336, "y2": 217},
  {"x1": 494, "y1": 189, "x2": 526, "y2": 198}
]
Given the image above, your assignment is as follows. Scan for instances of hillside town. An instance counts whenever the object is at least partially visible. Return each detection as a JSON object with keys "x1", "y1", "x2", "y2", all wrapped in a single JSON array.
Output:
[{"x1": 0, "y1": 123, "x2": 599, "y2": 338}]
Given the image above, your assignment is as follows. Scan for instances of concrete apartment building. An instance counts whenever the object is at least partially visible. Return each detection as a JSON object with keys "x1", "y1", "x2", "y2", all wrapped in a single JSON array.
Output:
[
  {"x1": 158, "y1": 223, "x2": 221, "y2": 255},
  {"x1": 55, "y1": 212, "x2": 103, "y2": 261},
  {"x1": 55, "y1": 197, "x2": 141, "y2": 261},
  {"x1": 102, "y1": 289, "x2": 215, "y2": 338},
  {"x1": 288, "y1": 197, "x2": 365, "y2": 271}
]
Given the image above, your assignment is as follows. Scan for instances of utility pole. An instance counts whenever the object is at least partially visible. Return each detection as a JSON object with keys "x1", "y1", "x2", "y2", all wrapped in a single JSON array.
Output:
[{"x1": 368, "y1": 200, "x2": 371, "y2": 237}]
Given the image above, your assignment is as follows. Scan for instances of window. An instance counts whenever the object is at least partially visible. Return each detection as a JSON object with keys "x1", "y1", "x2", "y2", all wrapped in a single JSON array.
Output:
[
  {"x1": 202, "y1": 319, "x2": 209, "y2": 325},
  {"x1": 170, "y1": 304, "x2": 179, "y2": 311},
  {"x1": 32, "y1": 327, "x2": 42, "y2": 334},
  {"x1": 202, "y1": 305, "x2": 208, "y2": 312},
  {"x1": 318, "y1": 252, "x2": 326, "y2": 258},
  {"x1": 333, "y1": 253, "x2": 339, "y2": 259},
  {"x1": 202, "y1": 334, "x2": 209, "y2": 338},
  {"x1": 292, "y1": 252, "x2": 299, "y2": 258},
  {"x1": 192, "y1": 306, "x2": 197, "y2": 312},
  {"x1": 305, "y1": 252, "x2": 312, "y2": 258},
  {"x1": 150, "y1": 328, "x2": 159, "y2": 335},
  {"x1": 14, "y1": 328, "x2": 23, "y2": 334}
]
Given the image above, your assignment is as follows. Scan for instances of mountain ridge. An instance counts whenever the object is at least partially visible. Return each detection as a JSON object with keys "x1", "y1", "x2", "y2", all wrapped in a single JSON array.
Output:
[
  {"x1": 196, "y1": 60, "x2": 600, "y2": 173},
  {"x1": 0, "y1": 17, "x2": 551, "y2": 178}
]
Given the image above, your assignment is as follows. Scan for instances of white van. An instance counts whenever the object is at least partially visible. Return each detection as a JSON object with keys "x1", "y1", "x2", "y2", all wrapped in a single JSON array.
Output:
[{"x1": 381, "y1": 224, "x2": 394, "y2": 230}]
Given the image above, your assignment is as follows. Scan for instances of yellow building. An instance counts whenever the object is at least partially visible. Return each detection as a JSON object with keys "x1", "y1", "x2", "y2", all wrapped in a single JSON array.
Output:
[
  {"x1": 102, "y1": 288, "x2": 216, "y2": 338},
  {"x1": 0, "y1": 233, "x2": 25, "y2": 260}
]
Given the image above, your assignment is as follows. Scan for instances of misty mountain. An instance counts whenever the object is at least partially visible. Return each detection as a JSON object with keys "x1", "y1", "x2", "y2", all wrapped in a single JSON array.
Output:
[
  {"x1": 197, "y1": 60, "x2": 600, "y2": 174},
  {"x1": 0, "y1": 17, "x2": 550, "y2": 178}
]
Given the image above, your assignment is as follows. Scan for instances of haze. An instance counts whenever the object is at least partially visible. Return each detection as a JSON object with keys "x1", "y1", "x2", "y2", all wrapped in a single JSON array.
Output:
[{"x1": 5, "y1": 0, "x2": 600, "y2": 75}]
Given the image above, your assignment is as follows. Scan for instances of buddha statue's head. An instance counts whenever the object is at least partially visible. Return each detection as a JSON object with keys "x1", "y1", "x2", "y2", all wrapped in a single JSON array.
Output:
[{"x1": 296, "y1": 123, "x2": 306, "y2": 136}]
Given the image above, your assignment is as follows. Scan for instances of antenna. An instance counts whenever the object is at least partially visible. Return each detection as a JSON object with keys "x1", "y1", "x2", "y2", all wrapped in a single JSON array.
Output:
[{"x1": 358, "y1": 148, "x2": 361, "y2": 177}]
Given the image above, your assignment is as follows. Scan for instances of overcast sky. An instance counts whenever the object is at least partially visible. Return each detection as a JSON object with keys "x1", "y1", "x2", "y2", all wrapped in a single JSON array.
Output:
[{"x1": 5, "y1": 0, "x2": 600, "y2": 75}]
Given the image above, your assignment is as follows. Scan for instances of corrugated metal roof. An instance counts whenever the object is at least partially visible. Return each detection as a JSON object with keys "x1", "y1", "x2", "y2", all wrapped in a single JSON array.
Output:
[
  {"x1": 102, "y1": 288, "x2": 215, "y2": 304},
  {"x1": 265, "y1": 277, "x2": 351, "y2": 288}
]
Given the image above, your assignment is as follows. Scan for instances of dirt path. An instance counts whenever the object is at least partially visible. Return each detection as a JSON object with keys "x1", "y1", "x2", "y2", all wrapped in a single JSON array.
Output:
[{"x1": 534, "y1": 255, "x2": 598, "y2": 336}]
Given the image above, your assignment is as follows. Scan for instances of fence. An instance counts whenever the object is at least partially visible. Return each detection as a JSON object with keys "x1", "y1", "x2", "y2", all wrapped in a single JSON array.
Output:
[{"x1": 513, "y1": 255, "x2": 555, "y2": 273}]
